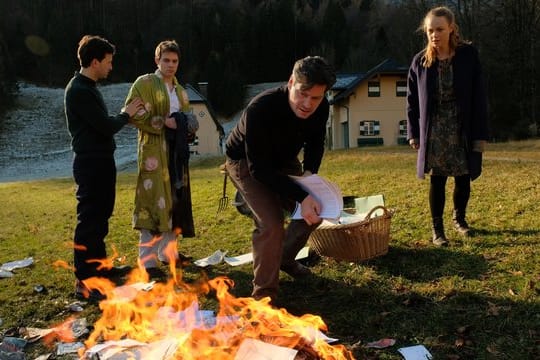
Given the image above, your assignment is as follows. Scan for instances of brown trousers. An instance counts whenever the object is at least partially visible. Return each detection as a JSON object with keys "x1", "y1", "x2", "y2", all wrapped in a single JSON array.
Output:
[{"x1": 225, "y1": 158, "x2": 318, "y2": 298}]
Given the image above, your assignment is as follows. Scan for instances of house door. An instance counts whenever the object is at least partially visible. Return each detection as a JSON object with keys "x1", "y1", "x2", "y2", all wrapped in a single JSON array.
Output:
[{"x1": 342, "y1": 121, "x2": 349, "y2": 149}]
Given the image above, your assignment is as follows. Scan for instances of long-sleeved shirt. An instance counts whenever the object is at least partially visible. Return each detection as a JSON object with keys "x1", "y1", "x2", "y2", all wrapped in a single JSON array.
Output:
[
  {"x1": 226, "y1": 85, "x2": 329, "y2": 202},
  {"x1": 64, "y1": 72, "x2": 129, "y2": 157}
]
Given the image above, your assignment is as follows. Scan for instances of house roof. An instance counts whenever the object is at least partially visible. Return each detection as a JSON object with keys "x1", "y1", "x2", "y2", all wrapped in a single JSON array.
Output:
[
  {"x1": 333, "y1": 73, "x2": 364, "y2": 90},
  {"x1": 220, "y1": 81, "x2": 285, "y2": 133},
  {"x1": 185, "y1": 83, "x2": 224, "y2": 136},
  {"x1": 185, "y1": 83, "x2": 206, "y2": 103},
  {"x1": 330, "y1": 58, "x2": 408, "y2": 104}
]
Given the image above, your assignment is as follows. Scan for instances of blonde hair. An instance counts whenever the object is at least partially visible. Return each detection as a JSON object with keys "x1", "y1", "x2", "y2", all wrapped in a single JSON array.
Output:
[{"x1": 420, "y1": 6, "x2": 462, "y2": 68}]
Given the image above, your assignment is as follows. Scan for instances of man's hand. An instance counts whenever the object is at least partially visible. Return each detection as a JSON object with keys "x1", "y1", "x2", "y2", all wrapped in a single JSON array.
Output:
[
  {"x1": 300, "y1": 194, "x2": 321, "y2": 225},
  {"x1": 123, "y1": 98, "x2": 144, "y2": 117}
]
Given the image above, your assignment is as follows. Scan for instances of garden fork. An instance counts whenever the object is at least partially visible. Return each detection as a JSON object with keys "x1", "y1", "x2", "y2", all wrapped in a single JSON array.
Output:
[{"x1": 217, "y1": 167, "x2": 229, "y2": 213}]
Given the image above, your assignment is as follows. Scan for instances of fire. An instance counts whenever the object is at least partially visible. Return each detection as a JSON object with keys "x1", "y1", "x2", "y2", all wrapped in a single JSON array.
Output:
[{"x1": 54, "y1": 254, "x2": 353, "y2": 359}]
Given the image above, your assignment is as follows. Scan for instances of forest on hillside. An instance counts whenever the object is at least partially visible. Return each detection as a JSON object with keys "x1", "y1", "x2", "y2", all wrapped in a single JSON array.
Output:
[{"x1": 0, "y1": 0, "x2": 539, "y2": 140}]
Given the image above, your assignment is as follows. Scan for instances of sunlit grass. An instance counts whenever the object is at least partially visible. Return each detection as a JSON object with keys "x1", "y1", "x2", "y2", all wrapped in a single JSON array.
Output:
[{"x1": 0, "y1": 140, "x2": 539, "y2": 359}]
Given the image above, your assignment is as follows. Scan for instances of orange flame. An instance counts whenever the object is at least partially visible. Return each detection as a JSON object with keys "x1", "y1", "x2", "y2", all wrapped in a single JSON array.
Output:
[
  {"x1": 52, "y1": 260, "x2": 73, "y2": 270},
  {"x1": 55, "y1": 266, "x2": 353, "y2": 359}
]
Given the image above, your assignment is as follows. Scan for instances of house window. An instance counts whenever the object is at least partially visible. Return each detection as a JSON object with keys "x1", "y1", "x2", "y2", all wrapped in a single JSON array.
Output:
[
  {"x1": 396, "y1": 81, "x2": 407, "y2": 97},
  {"x1": 399, "y1": 120, "x2": 407, "y2": 136},
  {"x1": 368, "y1": 81, "x2": 380, "y2": 97},
  {"x1": 360, "y1": 121, "x2": 380, "y2": 136}
]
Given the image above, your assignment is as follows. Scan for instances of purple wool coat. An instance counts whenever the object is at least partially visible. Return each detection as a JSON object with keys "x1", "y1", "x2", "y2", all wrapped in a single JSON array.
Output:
[{"x1": 406, "y1": 43, "x2": 489, "y2": 180}]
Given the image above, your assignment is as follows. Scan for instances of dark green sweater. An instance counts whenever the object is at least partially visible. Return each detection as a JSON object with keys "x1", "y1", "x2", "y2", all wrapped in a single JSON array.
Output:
[{"x1": 64, "y1": 72, "x2": 129, "y2": 157}]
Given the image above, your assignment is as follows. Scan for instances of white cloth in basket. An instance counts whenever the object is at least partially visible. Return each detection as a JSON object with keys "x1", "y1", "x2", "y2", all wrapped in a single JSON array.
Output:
[{"x1": 338, "y1": 194, "x2": 385, "y2": 224}]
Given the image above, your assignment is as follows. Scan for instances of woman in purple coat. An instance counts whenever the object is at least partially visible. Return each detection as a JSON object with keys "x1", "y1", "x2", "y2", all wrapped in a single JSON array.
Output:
[{"x1": 407, "y1": 6, "x2": 489, "y2": 246}]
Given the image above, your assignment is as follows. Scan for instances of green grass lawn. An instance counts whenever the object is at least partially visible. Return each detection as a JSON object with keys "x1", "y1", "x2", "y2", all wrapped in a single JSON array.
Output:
[{"x1": 0, "y1": 140, "x2": 539, "y2": 359}]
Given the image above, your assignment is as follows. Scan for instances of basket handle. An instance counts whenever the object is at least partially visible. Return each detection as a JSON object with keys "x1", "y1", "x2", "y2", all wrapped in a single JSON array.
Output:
[{"x1": 364, "y1": 205, "x2": 389, "y2": 220}]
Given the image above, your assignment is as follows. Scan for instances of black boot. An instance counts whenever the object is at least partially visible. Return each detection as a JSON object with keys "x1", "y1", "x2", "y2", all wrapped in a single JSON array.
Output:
[
  {"x1": 452, "y1": 210, "x2": 470, "y2": 236},
  {"x1": 432, "y1": 217, "x2": 448, "y2": 246}
]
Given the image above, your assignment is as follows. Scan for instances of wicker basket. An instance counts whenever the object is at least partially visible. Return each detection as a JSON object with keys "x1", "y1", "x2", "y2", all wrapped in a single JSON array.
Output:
[{"x1": 308, "y1": 205, "x2": 393, "y2": 262}]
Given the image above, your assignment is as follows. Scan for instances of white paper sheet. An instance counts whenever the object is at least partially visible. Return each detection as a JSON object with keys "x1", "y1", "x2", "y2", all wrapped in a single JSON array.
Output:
[
  {"x1": 214, "y1": 247, "x2": 310, "y2": 267},
  {"x1": 397, "y1": 344, "x2": 433, "y2": 360},
  {"x1": 224, "y1": 252, "x2": 253, "y2": 266},
  {"x1": 289, "y1": 175, "x2": 343, "y2": 220},
  {"x1": 234, "y1": 338, "x2": 297, "y2": 360},
  {"x1": 194, "y1": 250, "x2": 227, "y2": 267},
  {"x1": 0, "y1": 257, "x2": 34, "y2": 272}
]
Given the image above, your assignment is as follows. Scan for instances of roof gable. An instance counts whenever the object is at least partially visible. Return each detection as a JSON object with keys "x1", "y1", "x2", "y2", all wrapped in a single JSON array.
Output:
[
  {"x1": 330, "y1": 58, "x2": 408, "y2": 104},
  {"x1": 185, "y1": 84, "x2": 205, "y2": 102}
]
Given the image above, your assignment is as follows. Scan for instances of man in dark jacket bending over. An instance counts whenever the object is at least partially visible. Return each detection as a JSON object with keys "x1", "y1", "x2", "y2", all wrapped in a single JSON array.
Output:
[{"x1": 225, "y1": 56, "x2": 336, "y2": 303}]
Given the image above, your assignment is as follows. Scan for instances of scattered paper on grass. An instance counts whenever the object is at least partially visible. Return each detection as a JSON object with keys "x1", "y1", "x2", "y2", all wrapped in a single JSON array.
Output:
[
  {"x1": 366, "y1": 338, "x2": 396, "y2": 348},
  {"x1": 1, "y1": 257, "x2": 34, "y2": 271},
  {"x1": 203, "y1": 247, "x2": 310, "y2": 267},
  {"x1": 0, "y1": 270, "x2": 13, "y2": 278},
  {"x1": 56, "y1": 342, "x2": 85, "y2": 355},
  {"x1": 224, "y1": 252, "x2": 253, "y2": 266},
  {"x1": 24, "y1": 327, "x2": 55, "y2": 343},
  {"x1": 397, "y1": 344, "x2": 432, "y2": 360},
  {"x1": 194, "y1": 250, "x2": 228, "y2": 267}
]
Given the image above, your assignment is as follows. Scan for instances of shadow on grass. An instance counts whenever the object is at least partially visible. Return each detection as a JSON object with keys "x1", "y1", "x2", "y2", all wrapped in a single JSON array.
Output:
[
  {"x1": 171, "y1": 252, "x2": 539, "y2": 359},
  {"x1": 472, "y1": 227, "x2": 540, "y2": 243},
  {"x1": 372, "y1": 246, "x2": 489, "y2": 282},
  {"x1": 278, "y1": 274, "x2": 540, "y2": 359}
]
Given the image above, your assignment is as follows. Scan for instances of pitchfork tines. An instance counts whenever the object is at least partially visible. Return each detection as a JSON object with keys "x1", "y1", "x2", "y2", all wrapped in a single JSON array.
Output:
[{"x1": 217, "y1": 169, "x2": 229, "y2": 213}]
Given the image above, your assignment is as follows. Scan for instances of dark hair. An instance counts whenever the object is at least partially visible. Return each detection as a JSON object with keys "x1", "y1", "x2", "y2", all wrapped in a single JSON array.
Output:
[
  {"x1": 155, "y1": 40, "x2": 181, "y2": 60},
  {"x1": 292, "y1": 56, "x2": 336, "y2": 91},
  {"x1": 77, "y1": 35, "x2": 115, "y2": 68}
]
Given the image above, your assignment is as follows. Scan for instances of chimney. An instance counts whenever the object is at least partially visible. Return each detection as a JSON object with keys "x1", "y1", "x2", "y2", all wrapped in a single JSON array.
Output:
[{"x1": 198, "y1": 82, "x2": 208, "y2": 98}]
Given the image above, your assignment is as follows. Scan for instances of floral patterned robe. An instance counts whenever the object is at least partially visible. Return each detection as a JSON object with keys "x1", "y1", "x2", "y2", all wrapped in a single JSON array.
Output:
[{"x1": 125, "y1": 70, "x2": 190, "y2": 232}]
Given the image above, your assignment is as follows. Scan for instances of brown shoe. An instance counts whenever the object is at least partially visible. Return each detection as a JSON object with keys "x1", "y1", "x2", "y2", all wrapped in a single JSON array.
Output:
[
  {"x1": 252, "y1": 289, "x2": 277, "y2": 305},
  {"x1": 280, "y1": 261, "x2": 312, "y2": 278},
  {"x1": 161, "y1": 252, "x2": 193, "y2": 268},
  {"x1": 75, "y1": 280, "x2": 106, "y2": 302},
  {"x1": 146, "y1": 267, "x2": 167, "y2": 280}
]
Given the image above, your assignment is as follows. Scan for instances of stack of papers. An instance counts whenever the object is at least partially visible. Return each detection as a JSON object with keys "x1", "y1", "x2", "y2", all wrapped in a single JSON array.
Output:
[{"x1": 289, "y1": 174, "x2": 343, "y2": 220}]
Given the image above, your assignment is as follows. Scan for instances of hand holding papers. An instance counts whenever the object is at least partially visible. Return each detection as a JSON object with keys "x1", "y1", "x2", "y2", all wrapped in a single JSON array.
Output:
[{"x1": 289, "y1": 175, "x2": 343, "y2": 220}]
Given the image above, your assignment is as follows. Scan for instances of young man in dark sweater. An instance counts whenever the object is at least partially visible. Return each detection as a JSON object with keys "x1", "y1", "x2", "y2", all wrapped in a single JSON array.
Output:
[
  {"x1": 225, "y1": 56, "x2": 336, "y2": 303},
  {"x1": 64, "y1": 35, "x2": 143, "y2": 301}
]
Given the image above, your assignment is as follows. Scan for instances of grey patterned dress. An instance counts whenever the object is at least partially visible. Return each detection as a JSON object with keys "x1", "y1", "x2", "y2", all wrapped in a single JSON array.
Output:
[{"x1": 425, "y1": 58, "x2": 468, "y2": 176}]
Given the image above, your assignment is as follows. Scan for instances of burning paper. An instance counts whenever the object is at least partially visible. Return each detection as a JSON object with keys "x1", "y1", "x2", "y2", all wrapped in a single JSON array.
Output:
[
  {"x1": 234, "y1": 338, "x2": 298, "y2": 360},
  {"x1": 51, "y1": 261, "x2": 352, "y2": 359},
  {"x1": 84, "y1": 338, "x2": 181, "y2": 360}
]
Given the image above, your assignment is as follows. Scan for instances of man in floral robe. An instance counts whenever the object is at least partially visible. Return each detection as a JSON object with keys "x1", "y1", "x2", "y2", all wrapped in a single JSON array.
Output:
[{"x1": 125, "y1": 40, "x2": 192, "y2": 277}]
